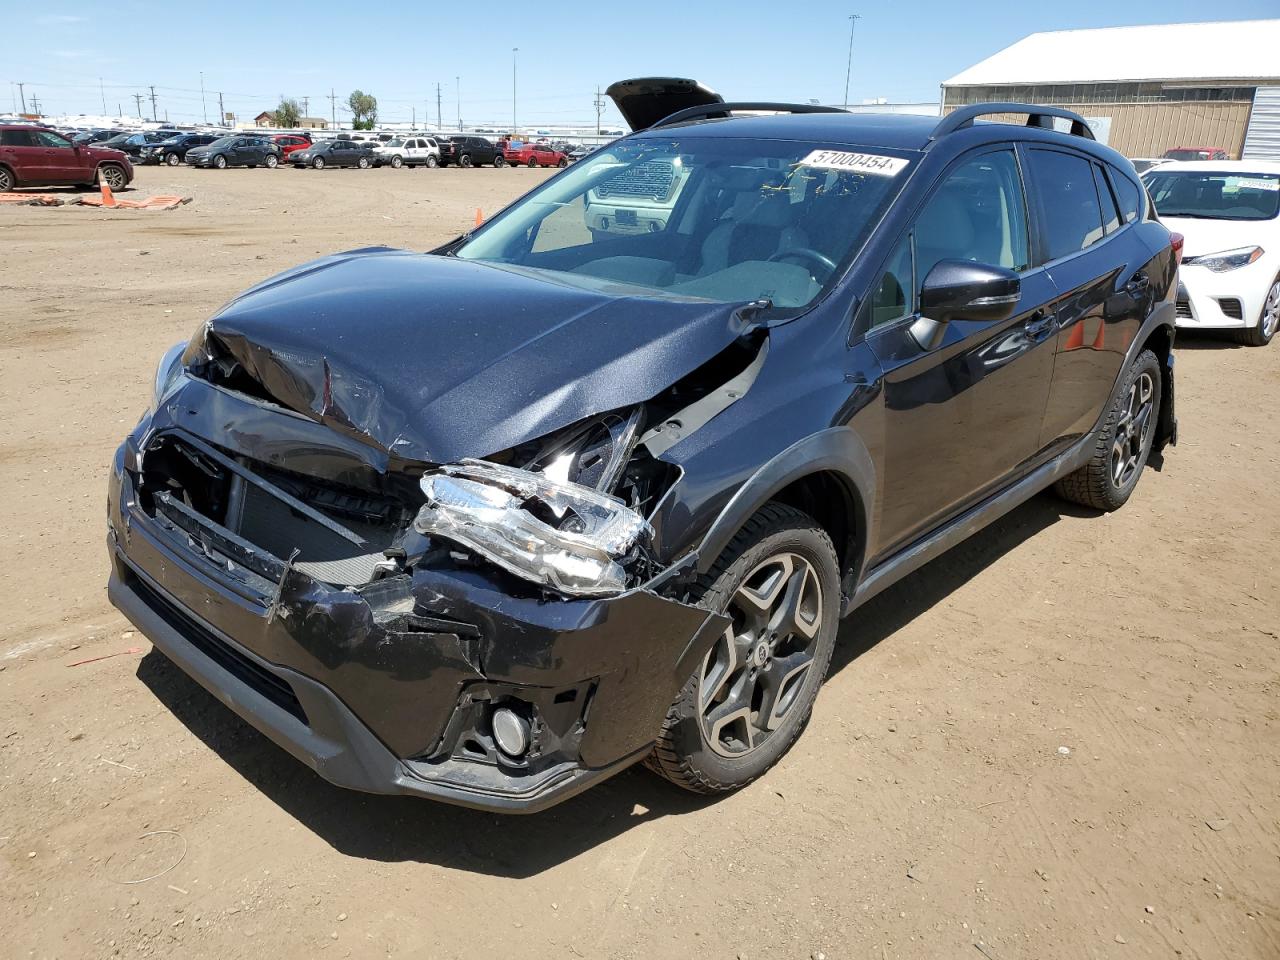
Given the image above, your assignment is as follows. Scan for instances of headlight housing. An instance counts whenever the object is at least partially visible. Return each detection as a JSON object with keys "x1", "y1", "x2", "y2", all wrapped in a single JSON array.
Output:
[
  {"x1": 151, "y1": 342, "x2": 186, "y2": 411},
  {"x1": 414, "y1": 459, "x2": 648, "y2": 597},
  {"x1": 1183, "y1": 246, "x2": 1264, "y2": 272}
]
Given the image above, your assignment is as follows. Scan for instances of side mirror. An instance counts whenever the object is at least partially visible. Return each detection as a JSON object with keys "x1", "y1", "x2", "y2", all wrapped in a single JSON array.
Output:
[{"x1": 910, "y1": 260, "x2": 1021, "y2": 350}]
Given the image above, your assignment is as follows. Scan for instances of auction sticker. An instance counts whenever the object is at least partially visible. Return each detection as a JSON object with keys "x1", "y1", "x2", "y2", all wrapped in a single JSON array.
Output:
[
  {"x1": 800, "y1": 150, "x2": 908, "y2": 177},
  {"x1": 1232, "y1": 177, "x2": 1279, "y2": 192}
]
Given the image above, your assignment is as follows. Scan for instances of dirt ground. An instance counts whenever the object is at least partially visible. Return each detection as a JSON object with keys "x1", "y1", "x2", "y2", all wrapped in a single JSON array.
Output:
[{"x1": 1, "y1": 164, "x2": 1277, "y2": 960}]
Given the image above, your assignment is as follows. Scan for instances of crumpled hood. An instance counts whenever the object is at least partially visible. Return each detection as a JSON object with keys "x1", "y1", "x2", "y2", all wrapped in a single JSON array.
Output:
[{"x1": 185, "y1": 248, "x2": 754, "y2": 464}]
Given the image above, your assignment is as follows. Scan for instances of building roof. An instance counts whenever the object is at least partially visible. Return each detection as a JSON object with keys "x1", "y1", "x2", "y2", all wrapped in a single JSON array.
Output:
[{"x1": 944, "y1": 19, "x2": 1280, "y2": 87}]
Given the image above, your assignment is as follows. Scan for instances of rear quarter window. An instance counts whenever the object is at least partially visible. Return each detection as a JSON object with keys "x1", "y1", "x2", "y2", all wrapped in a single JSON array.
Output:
[{"x1": 1108, "y1": 168, "x2": 1143, "y2": 224}]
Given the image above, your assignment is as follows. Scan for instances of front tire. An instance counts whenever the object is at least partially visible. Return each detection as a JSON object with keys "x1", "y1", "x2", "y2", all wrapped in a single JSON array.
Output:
[
  {"x1": 426, "y1": 155, "x2": 438, "y2": 168},
  {"x1": 646, "y1": 503, "x2": 839, "y2": 795},
  {"x1": 98, "y1": 163, "x2": 127, "y2": 190},
  {"x1": 390, "y1": 155, "x2": 403, "y2": 169},
  {"x1": 312, "y1": 157, "x2": 325, "y2": 170},
  {"x1": 213, "y1": 155, "x2": 227, "y2": 170},
  {"x1": 1238, "y1": 277, "x2": 1279, "y2": 347},
  {"x1": 165, "y1": 152, "x2": 180, "y2": 166},
  {"x1": 1055, "y1": 348, "x2": 1162, "y2": 511}
]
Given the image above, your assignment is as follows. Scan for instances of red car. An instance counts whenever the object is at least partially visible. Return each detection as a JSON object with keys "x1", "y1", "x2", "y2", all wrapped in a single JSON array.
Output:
[
  {"x1": 0, "y1": 124, "x2": 133, "y2": 192},
  {"x1": 271, "y1": 133, "x2": 313, "y2": 162},
  {"x1": 501, "y1": 141, "x2": 568, "y2": 168},
  {"x1": 1163, "y1": 146, "x2": 1230, "y2": 161}
]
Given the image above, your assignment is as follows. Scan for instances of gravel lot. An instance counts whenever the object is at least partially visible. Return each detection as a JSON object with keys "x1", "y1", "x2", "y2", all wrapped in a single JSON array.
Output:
[{"x1": 1, "y1": 164, "x2": 1277, "y2": 960}]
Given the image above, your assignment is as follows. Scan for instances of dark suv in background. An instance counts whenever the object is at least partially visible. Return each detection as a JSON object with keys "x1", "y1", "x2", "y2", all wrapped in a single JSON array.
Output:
[
  {"x1": 439, "y1": 135, "x2": 501, "y2": 167},
  {"x1": 141, "y1": 133, "x2": 220, "y2": 166},
  {"x1": 108, "y1": 79, "x2": 1179, "y2": 813}
]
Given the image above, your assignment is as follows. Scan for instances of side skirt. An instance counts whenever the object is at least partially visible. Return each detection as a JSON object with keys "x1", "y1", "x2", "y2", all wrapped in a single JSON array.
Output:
[{"x1": 842, "y1": 431, "x2": 1094, "y2": 616}]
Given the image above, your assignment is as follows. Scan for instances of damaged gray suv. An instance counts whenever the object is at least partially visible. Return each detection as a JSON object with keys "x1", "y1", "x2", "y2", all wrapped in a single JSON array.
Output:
[{"x1": 108, "y1": 79, "x2": 1179, "y2": 811}]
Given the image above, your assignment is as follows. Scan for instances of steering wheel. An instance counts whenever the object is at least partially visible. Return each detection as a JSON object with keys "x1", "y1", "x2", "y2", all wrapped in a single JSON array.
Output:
[{"x1": 768, "y1": 247, "x2": 838, "y2": 279}]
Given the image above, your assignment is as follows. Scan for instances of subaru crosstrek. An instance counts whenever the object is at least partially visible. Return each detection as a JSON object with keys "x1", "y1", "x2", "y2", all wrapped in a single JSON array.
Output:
[{"x1": 108, "y1": 78, "x2": 1180, "y2": 812}]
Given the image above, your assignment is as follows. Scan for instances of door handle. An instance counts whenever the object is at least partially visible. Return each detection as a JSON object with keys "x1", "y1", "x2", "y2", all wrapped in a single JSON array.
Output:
[
  {"x1": 1125, "y1": 273, "x2": 1150, "y2": 296},
  {"x1": 1024, "y1": 310, "x2": 1055, "y2": 339}
]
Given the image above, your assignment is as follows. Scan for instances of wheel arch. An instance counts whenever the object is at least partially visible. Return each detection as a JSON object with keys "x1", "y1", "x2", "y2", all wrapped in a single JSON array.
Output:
[
  {"x1": 1134, "y1": 303, "x2": 1177, "y2": 449},
  {"x1": 691, "y1": 428, "x2": 874, "y2": 607}
]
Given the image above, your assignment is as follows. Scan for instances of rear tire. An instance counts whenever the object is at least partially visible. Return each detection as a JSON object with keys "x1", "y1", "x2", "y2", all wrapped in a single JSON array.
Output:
[
  {"x1": 357, "y1": 156, "x2": 370, "y2": 169},
  {"x1": 1055, "y1": 349, "x2": 1161, "y2": 512},
  {"x1": 1238, "y1": 277, "x2": 1279, "y2": 347},
  {"x1": 494, "y1": 154, "x2": 506, "y2": 168},
  {"x1": 527, "y1": 157, "x2": 539, "y2": 168},
  {"x1": 460, "y1": 154, "x2": 473, "y2": 168},
  {"x1": 645, "y1": 503, "x2": 839, "y2": 795},
  {"x1": 265, "y1": 154, "x2": 278, "y2": 169}
]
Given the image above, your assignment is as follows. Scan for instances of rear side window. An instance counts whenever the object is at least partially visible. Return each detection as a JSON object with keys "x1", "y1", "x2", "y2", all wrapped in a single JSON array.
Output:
[
  {"x1": 1, "y1": 130, "x2": 37, "y2": 147},
  {"x1": 1092, "y1": 163, "x2": 1121, "y2": 235},
  {"x1": 1108, "y1": 170, "x2": 1142, "y2": 224},
  {"x1": 1028, "y1": 149, "x2": 1106, "y2": 260}
]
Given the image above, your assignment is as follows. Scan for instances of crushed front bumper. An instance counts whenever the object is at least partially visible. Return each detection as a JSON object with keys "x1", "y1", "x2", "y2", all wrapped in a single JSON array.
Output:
[{"x1": 107, "y1": 439, "x2": 724, "y2": 813}]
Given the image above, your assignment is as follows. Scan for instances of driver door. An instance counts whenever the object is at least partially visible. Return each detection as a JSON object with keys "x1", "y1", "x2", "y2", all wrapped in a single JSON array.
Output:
[{"x1": 864, "y1": 147, "x2": 1059, "y2": 561}]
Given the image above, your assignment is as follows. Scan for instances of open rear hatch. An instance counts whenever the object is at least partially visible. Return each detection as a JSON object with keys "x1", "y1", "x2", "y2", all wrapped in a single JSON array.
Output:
[{"x1": 605, "y1": 77, "x2": 724, "y2": 131}]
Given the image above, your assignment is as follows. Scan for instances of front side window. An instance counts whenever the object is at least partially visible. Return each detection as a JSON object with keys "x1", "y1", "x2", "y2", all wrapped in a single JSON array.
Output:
[
  {"x1": 867, "y1": 233, "x2": 914, "y2": 328},
  {"x1": 914, "y1": 149, "x2": 1029, "y2": 283},
  {"x1": 455, "y1": 137, "x2": 915, "y2": 311},
  {"x1": 1143, "y1": 170, "x2": 1279, "y2": 222},
  {"x1": 1028, "y1": 149, "x2": 1106, "y2": 260},
  {"x1": 35, "y1": 131, "x2": 72, "y2": 148}
]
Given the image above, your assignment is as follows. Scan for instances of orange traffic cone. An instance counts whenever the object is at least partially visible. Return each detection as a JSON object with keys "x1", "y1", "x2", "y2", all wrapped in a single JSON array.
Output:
[
  {"x1": 1062, "y1": 319, "x2": 1084, "y2": 351},
  {"x1": 100, "y1": 182, "x2": 117, "y2": 208},
  {"x1": 1091, "y1": 319, "x2": 1106, "y2": 351},
  {"x1": 474, "y1": 208, "x2": 483, "y2": 227}
]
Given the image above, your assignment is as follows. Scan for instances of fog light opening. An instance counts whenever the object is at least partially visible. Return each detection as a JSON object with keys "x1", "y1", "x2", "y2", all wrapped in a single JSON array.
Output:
[{"x1": 491, "y1": 707, "x2": 531, "y2": 759}]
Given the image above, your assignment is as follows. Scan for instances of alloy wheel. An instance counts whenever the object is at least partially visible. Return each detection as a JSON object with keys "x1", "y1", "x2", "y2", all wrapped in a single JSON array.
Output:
[
  {"x1": 100, "y1": 165, "x2": 126, "y2": 189},
  {"x1": 0, "y1": 167, "x2": 12, "y2": 191},
  {"x1": 698, "y1": 552, "x2": 823, "y2": 758},
  {"x1": 1111, "y1": 371, "x2": 1155, "y2": 488},
  {"x1": 1263, "y1": 281, "x2": 1280, "y2": 341}
]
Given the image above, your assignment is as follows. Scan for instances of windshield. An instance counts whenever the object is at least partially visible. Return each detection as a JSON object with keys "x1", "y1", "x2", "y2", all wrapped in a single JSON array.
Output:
[
  {"x1": 208, "y1": 137, "x2": 236, "y2": 148},
  {"x1": 1143, "y1": 170, "x2": 1280, "y2": 221},
  {"x1": 384, "y1": 139, "x2": 404, "y2": 147},
  {"x1": 455, "y1": 136, "x2": 914, "y2": 310}
]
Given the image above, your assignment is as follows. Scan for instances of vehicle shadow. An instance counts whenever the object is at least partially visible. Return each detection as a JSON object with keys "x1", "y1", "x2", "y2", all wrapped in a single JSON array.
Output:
[
  {"x1": 136, "y1": 490, "x2": 1089, "y2": 877},
  {"x1": 1173, "y1": 330, "x2": 1242, "y2": 350}
]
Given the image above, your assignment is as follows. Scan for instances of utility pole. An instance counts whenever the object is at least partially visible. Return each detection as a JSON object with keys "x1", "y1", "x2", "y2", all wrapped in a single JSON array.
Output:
[
  {"x1": 200, "y1": 71, "x2": 207, "y2": 123},
  {"x1": 593, "y1": 86, "x2": 606, "y2": 135},
  {"x1": 436, "y1": 83, "x2": 442, "y2": 129},
  {"x1": 512, "y1": 48, "x2": 518, "y2": 132},
  {"x1": 218, "y1": 92, "x2": 225, "y2": 125},
  {"x1": 148, "y1": 85, "x2": 158, "y2": 122},
  {"x1": 16, "y1": 82, "x2": 26, "y2": 113},
  {"x1": 411, "y1": 105, "x2": 416, "y2": 127},
  {"x1": 100, "y1": 77, "x2": 107, "y2": 114},
  {"x1": 133, "y1": 93, "x2": 144, "y2": 118},
  {"x1": 328, "y1": 88, "x2": 337, "y2": 129},
  {"x1": 456, "y1": 76, "x2": 461, "y2": 131},
  {"x1": 842, "y1": 14, "x2": 862, "y2": 109},
  {"x1": 301, "y1": 96, "x2": 309, "y2": 119},
  {"x1": 30, "y1": 95, "x2": 41, "y2": 115}
]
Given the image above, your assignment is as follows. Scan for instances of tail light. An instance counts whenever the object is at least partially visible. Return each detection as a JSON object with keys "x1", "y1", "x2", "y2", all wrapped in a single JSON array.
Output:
[{"x1": 1170, "y1": 232, "x2": 1184, "y2": 265}]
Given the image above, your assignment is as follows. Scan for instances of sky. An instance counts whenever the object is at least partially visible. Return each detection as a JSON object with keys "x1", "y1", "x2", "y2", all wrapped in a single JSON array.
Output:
[{"x1": 4, "y1": 1, "x2": 1278, "y2": 127}]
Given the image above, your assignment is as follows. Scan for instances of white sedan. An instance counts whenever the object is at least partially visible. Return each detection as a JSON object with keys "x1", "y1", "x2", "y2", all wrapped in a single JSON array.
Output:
[{"x1": 1143, "y1": 160, "x2": 1280, "y2": 346}]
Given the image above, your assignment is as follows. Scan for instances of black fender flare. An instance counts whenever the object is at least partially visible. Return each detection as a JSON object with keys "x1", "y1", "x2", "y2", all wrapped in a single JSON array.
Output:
[
  {"x1": 1124, "y1": 300, "x2": 1178, "y2": 448},
  {"x1": 691, "y1": 427, "x2": 876, "y2": 591}
]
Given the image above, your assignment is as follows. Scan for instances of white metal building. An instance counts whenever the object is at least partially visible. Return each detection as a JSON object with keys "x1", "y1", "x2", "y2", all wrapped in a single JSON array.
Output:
[{"x1": 941, "y1": 19, "x2": 1280, "y2": 159}]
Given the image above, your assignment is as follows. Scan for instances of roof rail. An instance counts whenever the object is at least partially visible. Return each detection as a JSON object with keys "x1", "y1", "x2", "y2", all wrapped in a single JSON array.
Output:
[
  {"x1": 653, "y1": 102, "x2": 846, "y2": 129},
  {"x1": 930, "y1": 102, "x2": 1096, "y2": 144}
]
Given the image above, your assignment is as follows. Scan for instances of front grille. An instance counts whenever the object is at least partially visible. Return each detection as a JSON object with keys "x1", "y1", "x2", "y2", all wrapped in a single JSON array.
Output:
[
  {"x1": 593, "y1": 160, "x2": 676, "y2": 201},
  {"x1": 128, "y1": 569, "x2": 308, "y2": 725},
  {"x1": 1175, "y1": 298, "x2": 1193, "y2": 320},
  {"x1": 1217, "y1": 298, "x2": 1244, "y2": 320}
]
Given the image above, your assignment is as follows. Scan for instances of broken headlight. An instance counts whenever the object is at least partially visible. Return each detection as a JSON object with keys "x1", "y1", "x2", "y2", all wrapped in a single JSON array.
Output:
[{"x1": 414, "y1": 459, "x2": 648, "y2": 597}]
